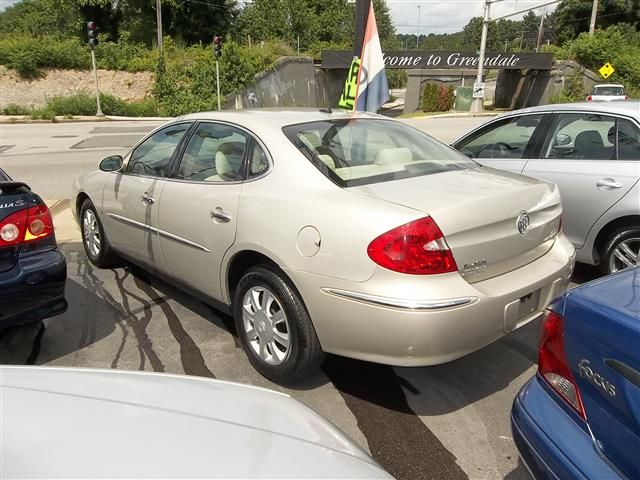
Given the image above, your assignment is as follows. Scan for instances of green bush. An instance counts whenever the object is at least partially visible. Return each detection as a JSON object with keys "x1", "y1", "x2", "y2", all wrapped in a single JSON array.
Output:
[
  {"x1": 2, "y1": 103, "x2": 30, "y2": 115},
  {"x1": 46, "y1": 93, "x2": 97, "y2": 115},
  {"x1": 386, "y1": 69, "x2": 407, "y2": 89},
  {"x1": 421, "y1": 83, "x2": 439, "y2": 112},
  {"x1": 552, "y1": 26, "x2": 640, "y2": 93}
]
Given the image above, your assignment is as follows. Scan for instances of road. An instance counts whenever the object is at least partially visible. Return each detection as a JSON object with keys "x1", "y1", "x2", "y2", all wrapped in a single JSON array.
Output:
[{"x1": 0, "y1": 117, "x2": 599, "y2": 480}]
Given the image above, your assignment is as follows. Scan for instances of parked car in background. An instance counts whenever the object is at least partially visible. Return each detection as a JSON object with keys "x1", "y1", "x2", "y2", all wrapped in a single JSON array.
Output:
[
  {"x1": 73, "y1": 109, "x2": 574, "y2": 384},
  {"x1": 0, "y1": 169, "x2": 67, "y2": 328},
  {"x1": 453, "y1": 102, "x2": 640, "y2": 275},
  {"x1": 511, "y1": 266, "x2": 640, "y2": 480},
  {"x1": 587, "y1": 84, "x2": 629, "y2": 102},
  {"x1": 1, "y1": 366, "x2": 392, "y2": 478}
]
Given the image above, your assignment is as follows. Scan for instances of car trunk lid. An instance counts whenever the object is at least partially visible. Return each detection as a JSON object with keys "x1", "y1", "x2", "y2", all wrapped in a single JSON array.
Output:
[
  {"x1": 564, "y1": 269, "x2": 640, "y2": 480},
  {"x1": 349, "y1": 166, "x2": 562, "y2": 282}
]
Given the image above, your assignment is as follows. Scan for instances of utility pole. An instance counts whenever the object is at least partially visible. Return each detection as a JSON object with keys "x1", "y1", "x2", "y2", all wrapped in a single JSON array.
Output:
[
  {"x1": 536, "y1": 14, "x2": 545, "y2": 52},
  {"x1": 471, "y1": 0, "x2": 491, "y2": 113},
  {"x1": 417, "y1": 5, "x2": 421, "y2": 48},
  {"x1": 156, "y1": 0, "x2": 163, "y2": 53},
  {"x1": 589, "y1": 0, "x2": 599, "y2": 35}
]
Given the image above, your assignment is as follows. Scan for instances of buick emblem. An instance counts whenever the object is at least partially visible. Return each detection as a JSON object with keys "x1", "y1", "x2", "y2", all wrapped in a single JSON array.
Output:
[{"x1": 517, "y1": 211, "x2": 530, "y2": 235}]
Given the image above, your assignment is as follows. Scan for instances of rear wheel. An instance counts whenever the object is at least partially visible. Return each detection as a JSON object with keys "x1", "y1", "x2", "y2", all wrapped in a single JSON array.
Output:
[
  {"x1": 233, "y1": 265, "x2": 324, "y2": 384},
  {"x1": 80, "y1": 199, "x2": 117, "y2": 268},
  {"x1": 600, "y1": 226, "x2": 640, "y2": 275}
]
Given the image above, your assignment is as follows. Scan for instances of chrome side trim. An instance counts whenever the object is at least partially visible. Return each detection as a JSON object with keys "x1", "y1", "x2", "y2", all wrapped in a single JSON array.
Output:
[
  {"x1": 107, "y1": 213, "x2": 152, "y2": 232},
  {"x1": 157, "y1": 229, "x2": 211, "y2": 253},
  {"x1": 321, "y1": 288, "x2": 477, "y2": 311},
  {"x1": 106, "y1": 213, "x2": 211, "y2": 253}
]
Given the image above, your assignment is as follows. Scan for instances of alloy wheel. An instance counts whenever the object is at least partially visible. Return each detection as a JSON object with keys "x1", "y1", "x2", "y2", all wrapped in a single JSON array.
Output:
[
  {"x1": 83, "y1": 209, "x2": 101, "y2": 258},
  {"x1": 609, "y1": 237, "x2": 639, "y2": 273},
  {"x1": 242, "y1": 286, "x2": 291, "y2": 365}
]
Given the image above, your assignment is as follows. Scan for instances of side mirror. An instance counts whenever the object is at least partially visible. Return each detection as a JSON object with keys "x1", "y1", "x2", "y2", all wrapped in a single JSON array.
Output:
[{"x1": 99, "y1": 155, "x2": 123, "y2": 172}]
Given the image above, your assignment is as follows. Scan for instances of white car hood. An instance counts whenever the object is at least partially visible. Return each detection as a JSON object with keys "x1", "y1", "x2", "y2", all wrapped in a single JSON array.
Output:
[{"x1": 1, "y1": 366, "x2": 390, "y2": 479}]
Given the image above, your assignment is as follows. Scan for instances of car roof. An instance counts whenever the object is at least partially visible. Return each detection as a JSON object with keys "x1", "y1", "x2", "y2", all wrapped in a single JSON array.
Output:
[
  {"x1": 593, "y1": 84, "x2": 625, "y2": 88},
  {"x1": 497, "y1": 101, "x2": 640, "y2": 119},
  {"x1": 175, "y1": 108, "x2": 382, "y2": 130}
]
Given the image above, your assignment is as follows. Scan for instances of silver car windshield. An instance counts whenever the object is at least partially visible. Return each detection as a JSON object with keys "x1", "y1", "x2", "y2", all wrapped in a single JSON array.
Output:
[{"x1": 283, "y1": 119, "x2": 476, "y2": 187}]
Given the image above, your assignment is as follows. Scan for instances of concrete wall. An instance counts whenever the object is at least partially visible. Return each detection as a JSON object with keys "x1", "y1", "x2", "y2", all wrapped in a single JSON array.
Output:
[
  {"x1": 494, "y1": 60, "x2": 600, "y2": 108},
  {"x1": 227, "y1": 56, "x2": 346, "y2": 109},
  {"x1": 404, "y1": 69, "x2": 481, "y2": 113}
]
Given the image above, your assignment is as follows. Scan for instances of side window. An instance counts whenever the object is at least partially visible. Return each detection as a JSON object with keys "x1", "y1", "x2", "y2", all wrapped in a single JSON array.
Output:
[
  {"x1": 543, "y1": 113, "x2": 616, "y2": 160},
  {"x1": 176, "y1": 123, "x2": 248, "y2": 182},
  {"x1": 617, "y1": 119, "x2": 640, "y2": 161},
  {"x1": 456, "y1": 114, "x2": 543, "y2": 159},
  {"x1": 127, "y1": 123, "x2": 190, "y2": 177},
  {"x1": 248, "y1": 143, "x2": 269, "y2": 178}
]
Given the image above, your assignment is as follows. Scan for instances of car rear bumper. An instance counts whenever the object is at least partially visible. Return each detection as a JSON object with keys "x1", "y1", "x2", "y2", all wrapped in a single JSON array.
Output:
[
  {"x1": 287, "y1": 234, "x2": 575, "y2": 366},
  {"x1": 511, "y1": 376, "x2": 624, "y2": 480},
  {"x1": 0, "y1": 248, "x2": 67, "y2": 327}
]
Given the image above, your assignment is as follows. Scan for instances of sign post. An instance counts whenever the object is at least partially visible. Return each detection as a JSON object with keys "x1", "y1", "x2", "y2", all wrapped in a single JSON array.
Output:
[
  {"x1": 86, "y1": 22, "x2": 103, "y2": 117},
  {"x1": 473, "y1": 82, "x2": 485, "y2": 99}
]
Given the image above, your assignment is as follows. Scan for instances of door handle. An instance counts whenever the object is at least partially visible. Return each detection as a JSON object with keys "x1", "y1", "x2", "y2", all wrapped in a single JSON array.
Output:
[
  {"x1": 141, "y1": 193, "x2": 155, "y2": 205},
  {"x1": 597, "y1": 178, "x2": 623, "y2": 190},
  {"x1": 210, "y1": 208, "x2": 231, "y2": 223}
]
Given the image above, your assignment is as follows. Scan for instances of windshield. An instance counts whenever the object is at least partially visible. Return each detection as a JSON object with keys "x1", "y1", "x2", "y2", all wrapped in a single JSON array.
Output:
[
  {"x1": 593, "y1": 86, "x2": 625, "y2": 96},
  {"x1": 283, "y1": 119, "x2": 476, "y2": 187}
]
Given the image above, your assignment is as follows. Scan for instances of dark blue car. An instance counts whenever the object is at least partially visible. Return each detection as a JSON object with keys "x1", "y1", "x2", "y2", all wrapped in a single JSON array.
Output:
[
  {"x1": 0, "y1": 168, "x2": 67, "y2": 327},
  {"x1": 512, "y1": 267, "x2": 640, "y2": 480}
]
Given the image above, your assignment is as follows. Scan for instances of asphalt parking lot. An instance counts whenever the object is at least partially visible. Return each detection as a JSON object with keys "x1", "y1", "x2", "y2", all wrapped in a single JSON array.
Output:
[{"x1": 0, "y1": 118, "x2": 600, "y2": 480}]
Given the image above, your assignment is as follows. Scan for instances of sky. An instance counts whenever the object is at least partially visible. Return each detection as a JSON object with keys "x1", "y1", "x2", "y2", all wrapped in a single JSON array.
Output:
[{"x1": 0, "y1": 0, "x2": 558, "y2": 35}]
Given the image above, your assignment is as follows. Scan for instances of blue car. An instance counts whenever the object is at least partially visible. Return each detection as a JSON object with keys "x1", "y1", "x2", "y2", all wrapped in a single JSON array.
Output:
[
  {"x1": 0, "y1": 169, "x2": 67, "y2": 327},
  {"x1": 511, "y1": 267, "x2": 640, "y2": 480}
]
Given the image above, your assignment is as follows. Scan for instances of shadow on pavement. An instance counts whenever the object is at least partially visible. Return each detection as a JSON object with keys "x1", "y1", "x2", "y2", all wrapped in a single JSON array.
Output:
[{"x1": 0, "y1": 277, "x2": 118, "y2": 365}]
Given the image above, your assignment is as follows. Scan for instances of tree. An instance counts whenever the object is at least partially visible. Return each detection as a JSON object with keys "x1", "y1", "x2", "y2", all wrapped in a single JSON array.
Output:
[{"x1": 554, "y1": 0, "x2": 639, "y2": 44}]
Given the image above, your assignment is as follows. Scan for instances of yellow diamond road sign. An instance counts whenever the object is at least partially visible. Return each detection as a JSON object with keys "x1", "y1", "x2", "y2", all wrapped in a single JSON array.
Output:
[{"x1": 599, "y1": 63, "x2": 615, "y2": 79}]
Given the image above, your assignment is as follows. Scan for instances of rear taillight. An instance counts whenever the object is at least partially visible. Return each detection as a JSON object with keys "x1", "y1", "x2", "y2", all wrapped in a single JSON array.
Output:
[
  {"x1": 625, "y1": 95, "x2": 629, "y2": 100},
  {"x1": 367, "y1": 217, "x2": 457, "y2": 275},
  {"x1": 0, "y1": 205, "x2": 54, "y2": 248},
  {"x1": 538, "y1": 310, "x2": 586, "y2": 419},
  {"x1": 587, "y1": 95, "x2": 593, "y2": 101}
]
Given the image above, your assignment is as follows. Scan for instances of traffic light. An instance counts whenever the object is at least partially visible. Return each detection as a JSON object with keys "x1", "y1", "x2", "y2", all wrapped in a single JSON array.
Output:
[
  {"x1": 87, "y1": 21, "x2": 99, "y2": 48},
  {"x1": 213, "y1": 35, "x2": 223, "y2": 58}
]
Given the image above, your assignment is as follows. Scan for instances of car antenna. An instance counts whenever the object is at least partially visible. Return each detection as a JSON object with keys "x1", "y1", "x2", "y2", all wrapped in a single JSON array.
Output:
[{"x1": 319, "y1": 107, "x2": 332, "y2": 114}]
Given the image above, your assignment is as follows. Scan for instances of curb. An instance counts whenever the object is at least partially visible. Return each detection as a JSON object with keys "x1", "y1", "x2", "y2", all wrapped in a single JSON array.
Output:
[
  {"x1": 401, "y1": 112, "x2": 500, "y2": 120},
  {"x1": 0, "y1": 115, "x2": 172, "y2": 125}
]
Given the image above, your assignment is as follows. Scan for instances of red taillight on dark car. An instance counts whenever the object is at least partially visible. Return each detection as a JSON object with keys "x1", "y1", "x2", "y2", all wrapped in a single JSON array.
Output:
[
  {"x1": 367, "y1": 216, "x2": 457, "y2": 275},
  {"x1": 0, "y1": 205, "x2": 54, "y2": 248},
  {"x1": 538, "y1": 310, "x2": 586, "y2": 419}
]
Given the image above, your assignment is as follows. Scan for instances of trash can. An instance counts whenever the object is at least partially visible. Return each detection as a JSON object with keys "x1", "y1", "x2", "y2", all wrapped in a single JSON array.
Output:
[{"x1": 454, "y1": 87, "x2": 473, "y2": 112}]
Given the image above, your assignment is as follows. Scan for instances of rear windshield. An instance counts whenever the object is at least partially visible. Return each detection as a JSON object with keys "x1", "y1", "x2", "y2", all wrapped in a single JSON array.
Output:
[
  {"x1": 593, "y1": 86, "x2": 625, "y2": 96},
  {"x1": 282, "y1": 119, "x2": 476, "y2": 187}
]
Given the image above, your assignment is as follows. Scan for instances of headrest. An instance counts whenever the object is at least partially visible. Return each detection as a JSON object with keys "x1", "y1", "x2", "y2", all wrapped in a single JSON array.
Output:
[{"x1": 374, "y1": 147, "x2": 412, "y2": 167}]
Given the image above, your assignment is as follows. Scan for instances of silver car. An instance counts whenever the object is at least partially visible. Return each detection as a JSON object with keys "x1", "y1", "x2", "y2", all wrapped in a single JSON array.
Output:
[
  {"x1": 453, "y1": 102, "x2": 640, "y2": 275},
  {"x1": 73, "y1": 110, "x2": 575, "y2": 383},
  {"x1": 1, "y1": 366, "x2": 391, "y2": 478},
  {"x1": 587, "y1": 84, "x2": 628, "y2": 102}
]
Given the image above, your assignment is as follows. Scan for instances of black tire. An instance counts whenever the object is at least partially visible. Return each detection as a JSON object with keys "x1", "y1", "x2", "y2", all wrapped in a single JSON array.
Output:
[
  {"x1": 233, "y1": 265, "x2": 324, "y2": 384},
  {"x1": 79, "y1": 199, "x2": 118, "y2": 268},
  {"x1": 599, "y1": 225, "x2": 640, "y2": 275}
]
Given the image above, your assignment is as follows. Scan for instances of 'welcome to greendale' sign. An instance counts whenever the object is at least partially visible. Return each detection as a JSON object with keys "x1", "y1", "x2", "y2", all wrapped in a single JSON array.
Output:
[{"x1": 321, "y1": 50, "x2": 554, "y2": 70}]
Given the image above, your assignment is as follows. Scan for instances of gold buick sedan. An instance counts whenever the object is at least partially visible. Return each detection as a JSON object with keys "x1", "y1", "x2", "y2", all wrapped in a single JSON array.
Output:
[{"x1": 73, "y1": 109, "x2": 575, "y2": 384}]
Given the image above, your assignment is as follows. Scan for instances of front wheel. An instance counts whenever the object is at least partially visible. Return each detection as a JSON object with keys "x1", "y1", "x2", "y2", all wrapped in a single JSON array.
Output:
[
  {"x1": 600, "y1": 226, "x2": 640, "y2": 275},
  {"x1": 233, "y1": 266, "x2": 324, "y2": 384}
]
